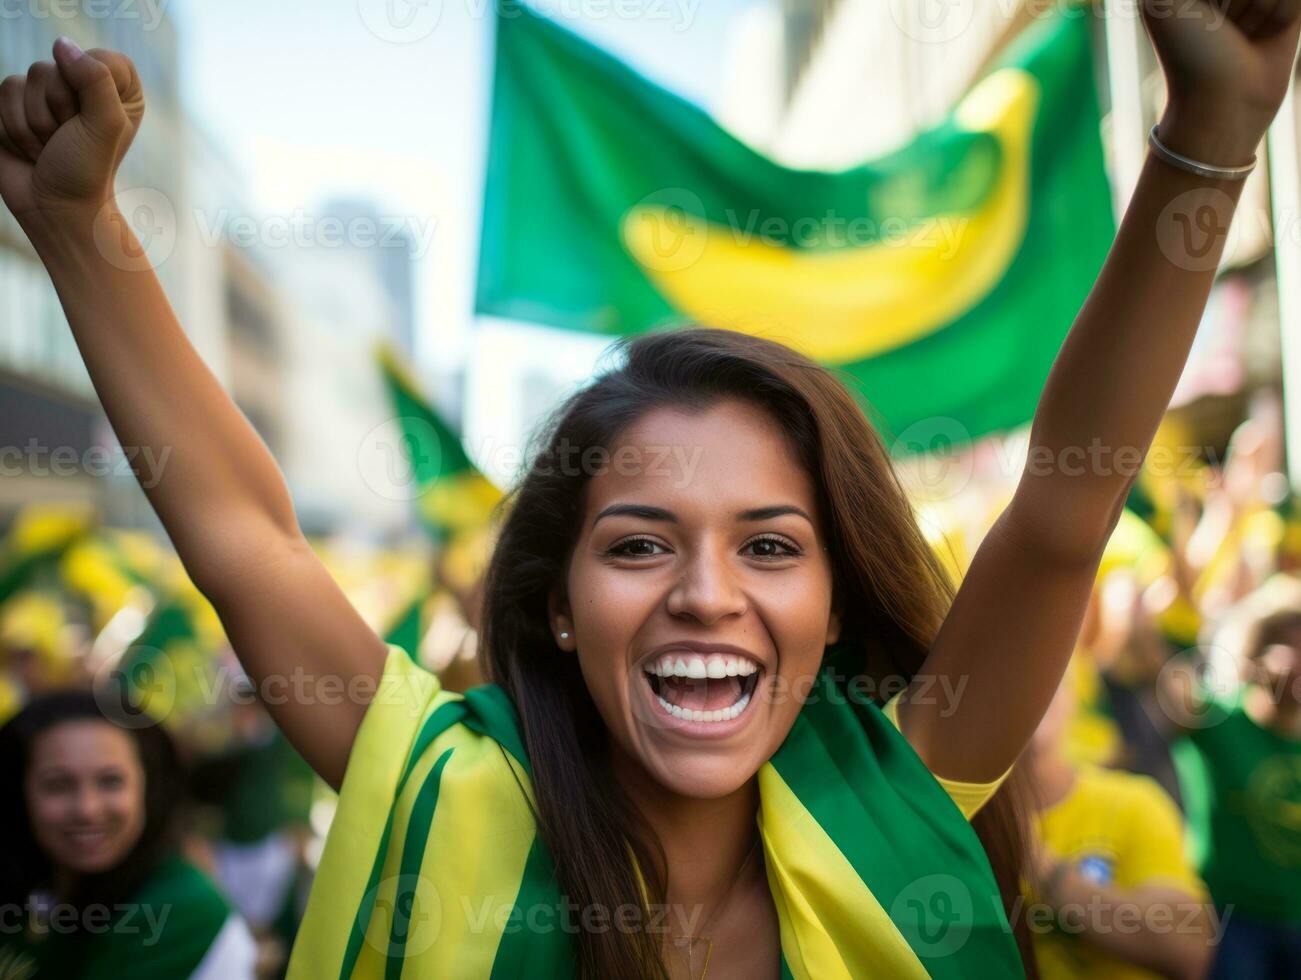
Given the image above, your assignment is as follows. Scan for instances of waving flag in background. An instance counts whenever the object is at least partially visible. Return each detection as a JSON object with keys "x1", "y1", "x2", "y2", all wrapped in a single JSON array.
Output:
[
  {"x1": 0, "y1": 505, "x2": 93, "y2": 604},
  {"x1": 475, "y1": 2, "x2": 1114, "y2": 447},
  {"x1": 376, "y1": 344, "x2": 503, "y2": 544},
  {"x1": 384, "y1": 590, "x2": 428, "y2": 664},
  {"x1": 376, "y1": 347, "x2": 503, "y2": 664}
]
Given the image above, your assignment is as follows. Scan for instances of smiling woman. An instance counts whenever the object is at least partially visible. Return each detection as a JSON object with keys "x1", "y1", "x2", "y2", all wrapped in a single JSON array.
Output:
[
  {"x1": 4, "y1": 2, "x2": 1301, "y2": 978},
  {"x1": 282, "y1": 328, "x2": 1030, "y2": 980},
  {"x1": 0, "y1": 692, "x2": 256, "y2": 979},
  {"x1": 561, "y1": 398, "x2": 844, "y2": 802}
]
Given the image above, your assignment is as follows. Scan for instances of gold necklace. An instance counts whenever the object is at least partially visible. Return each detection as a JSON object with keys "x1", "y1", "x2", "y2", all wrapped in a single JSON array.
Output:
[{"x1": 670, "y1": 836, "x2": 761, "y2": 980}]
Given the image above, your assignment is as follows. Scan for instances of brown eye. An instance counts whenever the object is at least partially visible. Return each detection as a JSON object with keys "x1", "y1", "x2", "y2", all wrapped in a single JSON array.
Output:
[
  {"x1": 606, "y1": 536, "x2": 667, "y2": 558},
  {"x1": 744, "y1": 535, "x2": 800, "y2": 560}
]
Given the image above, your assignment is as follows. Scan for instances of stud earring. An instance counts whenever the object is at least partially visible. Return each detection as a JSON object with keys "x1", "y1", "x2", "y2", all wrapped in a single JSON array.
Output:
[{"x1": 559, "y1": 631, "x2": 570, "y2": 640}]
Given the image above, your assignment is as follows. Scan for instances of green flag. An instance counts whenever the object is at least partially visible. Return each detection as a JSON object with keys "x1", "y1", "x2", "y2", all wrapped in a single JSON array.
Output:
[
  {"x1": 383, "y1": 592, "x2": 426, "y2": 664},
  {"x1": 376, "y1": 345, "x2": 503, "y2": 542},
  {"x1": 476, "y1": 2, "x2": 1114, "y2": 447}
]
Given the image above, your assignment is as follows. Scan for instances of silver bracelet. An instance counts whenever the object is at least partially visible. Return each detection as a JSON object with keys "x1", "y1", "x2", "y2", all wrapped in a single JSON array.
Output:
[{"x1": 1147, "y1": 124, "x2": 1256, "y2": 181}]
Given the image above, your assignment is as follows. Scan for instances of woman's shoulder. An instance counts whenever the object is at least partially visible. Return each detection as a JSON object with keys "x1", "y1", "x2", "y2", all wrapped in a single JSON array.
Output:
[
  {"x1": 131, "y1": 852, "x2": 229, "y2": 913},
  {"x1": 13, "y1": 855, "x2": 249, "y2": 980},
  {"x1": 119, "y1": 854, "x2": 255, "y2": 980},
  {"x1": 288, "y1": 647, "x2": 542, "y2": 978},
  {"x1": 330, "y1": 643, "x2": 534, "y2": 843},
  {"x1": 360, "y1": 643, "x2": 529, "y2": 773},
  {"x1": 790, "y1": 646, "x2": 1008, "y2": 821}
]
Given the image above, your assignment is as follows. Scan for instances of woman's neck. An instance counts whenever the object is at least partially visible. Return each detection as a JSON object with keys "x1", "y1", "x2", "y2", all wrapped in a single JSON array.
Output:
[
  {"x1": 50, "y1": 866, "x2": 81, "y2": 901},
  {"x1": 610, "y1": 745, "x2": 763, "y2": 937}
]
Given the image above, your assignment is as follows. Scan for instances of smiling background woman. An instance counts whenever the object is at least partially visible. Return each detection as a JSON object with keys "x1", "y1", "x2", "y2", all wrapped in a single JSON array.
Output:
[
  {"x1": 1, "y1": 1, "x2": 1300, "y2": 977},
  {"x1": 0, "y1": 692, "x2": 256, "y2": 979}
]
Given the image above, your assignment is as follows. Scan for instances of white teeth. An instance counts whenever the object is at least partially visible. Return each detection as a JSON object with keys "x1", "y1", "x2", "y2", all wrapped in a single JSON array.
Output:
[
  {"x1": 645, "y1": 652, "x2": 761, "y2": 679},
  {"x1": 655, "y1": 690, "x2": 752, "y2": 724}
]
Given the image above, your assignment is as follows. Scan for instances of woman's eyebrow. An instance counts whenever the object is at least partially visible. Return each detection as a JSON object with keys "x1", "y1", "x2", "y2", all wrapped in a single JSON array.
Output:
[
  {"x1": 592, "y1": 503, "x2": 675, "y2": 527},
  {"x1": 738, "y1": 505, "x2": 813, "y2": 524},
  {"x1": 592, "y1": 503, "x2": 812, "y2": 527}
]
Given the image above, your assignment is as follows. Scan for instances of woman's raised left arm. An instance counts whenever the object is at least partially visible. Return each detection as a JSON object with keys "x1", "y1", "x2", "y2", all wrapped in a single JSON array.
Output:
[{"x1": 896, "y1": 0, "x2": 1301, "y2": 781}]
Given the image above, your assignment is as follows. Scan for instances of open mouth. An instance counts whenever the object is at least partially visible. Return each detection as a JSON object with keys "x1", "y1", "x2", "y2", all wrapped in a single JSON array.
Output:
[
  {"x1": 642, "y1": 653, "x2": 762, "y2": 723},
  {"x1": 65, "y1": 826, "x2": 114, "y2": 850}
]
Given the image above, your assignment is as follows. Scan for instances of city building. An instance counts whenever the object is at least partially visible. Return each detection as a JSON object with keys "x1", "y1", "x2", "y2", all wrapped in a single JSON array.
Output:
[{"x1": 0, "y1": 6, "x2": 185, "y2": 521}]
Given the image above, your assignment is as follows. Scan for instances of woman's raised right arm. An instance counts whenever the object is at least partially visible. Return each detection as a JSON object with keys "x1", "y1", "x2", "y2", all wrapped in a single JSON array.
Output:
[{"x1": 0, "y1": 38, "x2": 388, "y2": 788}]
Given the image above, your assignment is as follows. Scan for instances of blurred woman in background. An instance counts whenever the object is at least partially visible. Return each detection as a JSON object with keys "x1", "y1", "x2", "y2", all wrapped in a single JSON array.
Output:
[{"x1": 0, "y1": 690, "x2": 256, "y2": 979}]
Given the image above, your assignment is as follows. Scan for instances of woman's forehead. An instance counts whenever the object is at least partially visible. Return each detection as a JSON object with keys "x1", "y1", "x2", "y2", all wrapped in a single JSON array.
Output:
[
  {"x1": 583, "y1": 401, "x2": 818, "y2": 520},
  {"x1": 32, "y1": 720, "x2": 136, "y2": 768}
]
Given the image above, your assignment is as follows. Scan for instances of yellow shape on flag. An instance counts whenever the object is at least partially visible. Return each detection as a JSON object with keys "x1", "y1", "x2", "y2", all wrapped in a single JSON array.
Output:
[{"x1": 620, "y1": 68, "x2": 1038, "y2": 365}]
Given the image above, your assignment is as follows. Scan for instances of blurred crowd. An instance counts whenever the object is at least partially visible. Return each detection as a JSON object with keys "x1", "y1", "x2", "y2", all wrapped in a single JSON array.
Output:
[
  {"x1": 0, "y1": 505, "x2": 485, "y2": 978},
  {"x1": 2, "y1": 386, "x2": 1300, "y2": 978},
  {"x1": 900, "y1": 386, "x2": 1301, "y2": 979}
]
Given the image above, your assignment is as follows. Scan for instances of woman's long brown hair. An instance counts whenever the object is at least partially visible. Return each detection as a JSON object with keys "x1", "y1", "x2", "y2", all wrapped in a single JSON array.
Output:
[{"x1": 480, "y1": 326, "x2": 1035, "y2": 978}]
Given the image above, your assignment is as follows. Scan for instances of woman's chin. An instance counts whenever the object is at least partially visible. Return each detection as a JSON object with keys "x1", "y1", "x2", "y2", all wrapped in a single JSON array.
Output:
[
  {"x1": 59, "y1": 845, "x2": 131, "y2": 875},
  {"x1": 635, "y1": 744, "x2": 765, "y2": 800}
]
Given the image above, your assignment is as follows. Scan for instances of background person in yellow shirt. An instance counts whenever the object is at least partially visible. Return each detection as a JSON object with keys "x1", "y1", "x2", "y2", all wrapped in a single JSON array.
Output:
[{"x1": 1026, "y1": 668, "x2": 1216, "y2": 979}]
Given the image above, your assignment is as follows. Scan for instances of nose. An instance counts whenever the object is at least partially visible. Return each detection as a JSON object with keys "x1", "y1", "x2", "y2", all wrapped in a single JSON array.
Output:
[
  {"x1": 665, "y1": 540, "x2": 747, "y2": 625},
  {"x1": 71, "y1": 784, "x2": 105, "y2": 823}
]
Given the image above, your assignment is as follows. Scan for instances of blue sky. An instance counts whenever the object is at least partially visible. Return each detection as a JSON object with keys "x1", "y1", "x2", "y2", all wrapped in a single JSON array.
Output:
[{"x1": 170, "y1": 0, "x2": 758, "y2": 374}]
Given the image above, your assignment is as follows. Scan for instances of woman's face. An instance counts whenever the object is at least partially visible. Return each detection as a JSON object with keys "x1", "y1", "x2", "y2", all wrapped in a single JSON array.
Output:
[
  {"x1": 554, "y1": 398, "x2": 840, "y2": 799},
  {"x1": 24, "y1": 719, "x2": 147, "y2": 875}
]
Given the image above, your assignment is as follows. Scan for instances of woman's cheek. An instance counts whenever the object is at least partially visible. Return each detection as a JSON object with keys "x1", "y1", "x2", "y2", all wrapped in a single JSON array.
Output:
[{"x1": 110, "y1": 785, "x2": 147, "y2": 860}]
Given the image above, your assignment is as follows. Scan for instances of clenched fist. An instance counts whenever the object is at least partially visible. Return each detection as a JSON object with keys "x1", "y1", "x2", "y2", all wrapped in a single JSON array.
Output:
[
  {"x1": 1143, "y1": 0, "x2": 1301, "y2": 166},
  {"x1": 0, "y1": 37, "x2": 144, "y2": 226}
]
